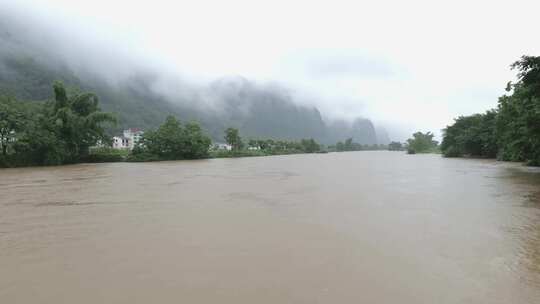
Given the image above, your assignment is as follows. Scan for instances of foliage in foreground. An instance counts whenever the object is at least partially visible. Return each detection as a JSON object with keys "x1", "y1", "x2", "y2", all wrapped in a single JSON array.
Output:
[{"x1": 0, "y1": 82, "x2": 115, "y2": 167}]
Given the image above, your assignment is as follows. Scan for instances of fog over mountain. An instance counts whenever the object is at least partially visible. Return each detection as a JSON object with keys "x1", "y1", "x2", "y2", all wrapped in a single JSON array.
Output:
[
  {"x1": 5, "y1": 0, "x2": 537, "y2": 143},
  {"x1": 0, "y1": 4, "x2": 389, "y2": 144}
]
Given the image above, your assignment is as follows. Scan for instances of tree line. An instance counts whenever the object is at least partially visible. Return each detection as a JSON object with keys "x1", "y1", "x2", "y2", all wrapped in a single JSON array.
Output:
[
  {"x1": 441, "y1": 56, "x2": 540, "y2": 166},
  {"x1": 0, "y1": 82, "x2": 328, "y2": 167},
  {"x1": 214, "y1": 127, "x2": 322, "y2": 157},
  {"x1": 129, "y1": 123, "x2": 324, "y2": 162},
  {"x1": 330, "y1": 138, "x2": 389, "y2": 152}
]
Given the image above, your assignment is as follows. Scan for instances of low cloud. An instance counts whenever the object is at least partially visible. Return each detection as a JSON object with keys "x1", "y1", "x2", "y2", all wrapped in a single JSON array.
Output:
[{"x1": 305, "y1": 53, "x2": 398, "y2": 79}]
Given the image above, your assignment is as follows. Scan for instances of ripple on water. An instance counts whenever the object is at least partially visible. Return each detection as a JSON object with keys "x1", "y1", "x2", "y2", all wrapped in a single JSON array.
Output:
[
  {"x1": 61, "y1": 174, "x2": 111, "y2": 181},
  {"x1": 502, "y1": 211, "x2": 540, "y2": 288},
  {"x1": 522, "y1": 192, "x2": 540, "y2": 209}
]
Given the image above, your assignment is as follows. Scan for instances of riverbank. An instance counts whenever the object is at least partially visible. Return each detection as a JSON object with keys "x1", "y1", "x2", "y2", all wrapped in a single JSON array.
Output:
[
  {"x1": 0, "y1": 147, "x2": 324, "y2": 168},
  {"x1": 1, "y1": 148, "x2": 401, "y2": 169}
]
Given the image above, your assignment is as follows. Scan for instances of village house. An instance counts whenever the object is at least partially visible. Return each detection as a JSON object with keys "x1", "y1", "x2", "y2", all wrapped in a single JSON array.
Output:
[
  {"x1": 213, "y1": 143, "x2": 232, "y2": 151},
  {"x1": 112, "y1": 128, "x2": 144, "y2": 150}
]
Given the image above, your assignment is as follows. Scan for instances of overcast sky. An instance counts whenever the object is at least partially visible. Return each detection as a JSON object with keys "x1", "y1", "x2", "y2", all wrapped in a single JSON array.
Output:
[{"x1": 3, "y1": 0, "x2": 540, "y2": 140}]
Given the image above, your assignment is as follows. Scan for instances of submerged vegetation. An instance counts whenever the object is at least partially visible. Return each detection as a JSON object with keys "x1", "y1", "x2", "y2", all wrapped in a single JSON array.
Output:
[
  {"x1": 441, "y1": 56, "x2": 540, "y2": 166},
  {"x1": 330, "y1": 137, "x2": 388, "y2": 152},
  {"x1": 406, "y1": 132, "x2": 439, "y2": 154}
]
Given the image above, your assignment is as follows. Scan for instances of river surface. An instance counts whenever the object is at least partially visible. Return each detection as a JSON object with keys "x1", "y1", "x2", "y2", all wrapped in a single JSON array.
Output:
[{"x1": 1, "y1": 152, "x2": 539, "y2": 303}]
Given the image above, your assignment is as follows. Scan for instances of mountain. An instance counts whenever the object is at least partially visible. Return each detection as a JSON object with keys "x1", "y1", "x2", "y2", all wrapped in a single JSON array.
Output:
[
  {"x1": 375, "y1": 126, "x2": 391, "y2": 145},
  {"x1": 0, "y1": 21, "x2": 380, "y2": 145}
]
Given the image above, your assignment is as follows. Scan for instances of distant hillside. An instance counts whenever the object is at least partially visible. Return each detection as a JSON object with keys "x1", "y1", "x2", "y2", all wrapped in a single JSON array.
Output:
[{"x1": 0, "y1": 23, "x2": 380, "y2": 145}]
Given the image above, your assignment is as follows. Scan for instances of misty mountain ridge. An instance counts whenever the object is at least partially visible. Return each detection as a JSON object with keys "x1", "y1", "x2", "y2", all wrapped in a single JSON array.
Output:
[{"x1": 0, "y1": 19, "x2": 387, "y2": 145}]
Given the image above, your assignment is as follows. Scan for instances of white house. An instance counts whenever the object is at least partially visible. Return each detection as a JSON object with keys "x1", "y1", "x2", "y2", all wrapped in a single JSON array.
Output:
[
  {"x1": 213, "y1": 143, "x2": 232, "y2": 151},
  {"x1": 112, "y1": 136, "x2": 130, "y2": 149},
  {"x1": 112, "y1": 128, "x2": 144, "y2": 150}
]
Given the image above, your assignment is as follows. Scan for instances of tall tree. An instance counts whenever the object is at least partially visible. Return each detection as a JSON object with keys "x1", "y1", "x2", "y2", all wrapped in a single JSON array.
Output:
[
  {"x1": 496, "y1": 56, "x2": 540, "y2": 165},
  {"x1": 224, "y1": 127, "x2": 243, "y2": 151},
  {"x1": 51, "y1": 82, "x2": 116, "y2": 161},
  {"x1": 181, "y1": 121, "x2": 211, "y2": 159}
]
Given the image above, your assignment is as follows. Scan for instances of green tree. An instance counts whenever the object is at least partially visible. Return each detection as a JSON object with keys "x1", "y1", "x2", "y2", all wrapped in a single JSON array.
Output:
[
  {"x1": 300, "y1": 138, "x2": 320, "y2": 153},
  {"x1": 440, "y1": 56, "x2": 540, "y2": 165},
  {"x1": 225, "y1": 127, "x2": 243, "y2": 151},
  {"x1": 135, "y1": 116, "x2": 211, "y2": 161},
  {"x1": 496, "y1": 56, "x2": 540, "y2": 165},
  {"x1": 14, "y1": 108, "x2": 67, "y2": 165},
  {"x1": 144, "y1": 116, "x2": 185, "y2": 159},
  {"x1": 441, "y1": 111, "x2": 497, "y2": 158},
  {"x1": 2, "y1": 82, "x2": 115, "y2": 166},
  {"x1": 406, "y1": 132, "x2": 439, "y2": 154},
  {"x1": 50, "y1": 82, "x2": 116, "y2": 161},
  {"x1": 181, "y1": 121, "x2": 212, "y2": 159}
]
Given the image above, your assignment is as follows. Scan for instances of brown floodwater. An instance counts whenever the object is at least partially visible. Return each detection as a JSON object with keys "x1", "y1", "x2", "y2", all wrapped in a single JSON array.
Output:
[{"x1": 1, "y1": 151, "x2": 539, "y2": 303}]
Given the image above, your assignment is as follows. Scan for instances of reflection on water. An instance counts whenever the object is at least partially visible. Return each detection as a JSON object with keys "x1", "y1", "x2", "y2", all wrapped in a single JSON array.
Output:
[{"x1": 0, "y1": 152, "x2": 539, "y2": 303}]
